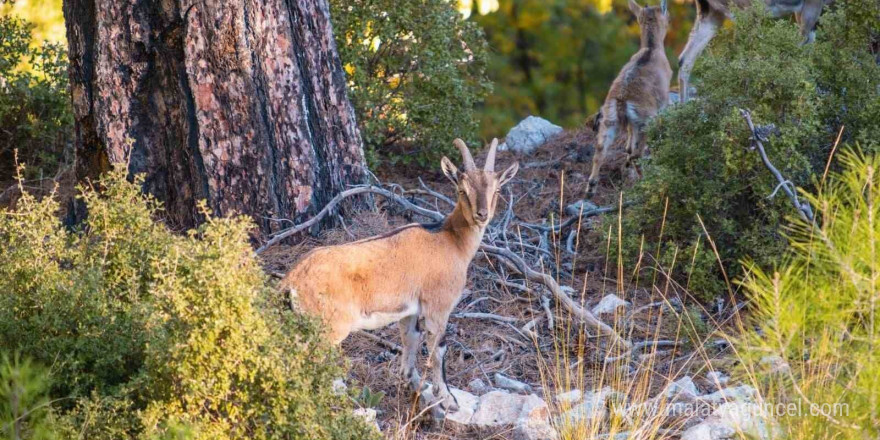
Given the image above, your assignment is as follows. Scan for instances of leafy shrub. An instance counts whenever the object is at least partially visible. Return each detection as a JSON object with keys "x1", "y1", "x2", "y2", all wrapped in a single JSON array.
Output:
[
  {"x1": 0, "y1": 166, "x2": 379, "y2": 440},
  {"x1": 736, "y1": 151, "x2": 879, "y2": 438},
  {"x1": 612, "y1": 1, "x2": 880, "y2": 300},
  {"x1": 0, "y1": 16, "x2": 72, "y2": 180},
  {"x1": 330, "y1": 0, "x2": 491, "y2": 167}
]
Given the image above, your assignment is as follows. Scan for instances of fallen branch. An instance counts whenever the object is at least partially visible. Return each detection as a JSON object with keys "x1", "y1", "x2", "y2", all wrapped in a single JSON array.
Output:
[
  {"x1": 452, "y1": 312, "x2": 518, "y2": 323},
  {"x1": 358, "y1": 330, "x2": 402, "y2": 354},
  {"x1": 255, "y1": 185, "x2": 444, "y2": 254},
  {"x1": 739, "y1": 108, "x2": 815, "y2": 223},
  {"x1": 480, "y1": 244, "x2": 631, "y2": 349}
]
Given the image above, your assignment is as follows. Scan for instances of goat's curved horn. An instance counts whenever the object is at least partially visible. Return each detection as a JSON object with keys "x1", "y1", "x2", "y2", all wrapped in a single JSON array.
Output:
[
  {"x1": 660, "y1": 0, "x2": 667, "y2": 15},
  {"x1": 484, "y1": 138, "x2": 499, "y2": 172},
  {"x1": 453, "y1": 138, "x2": 476, "y2": 171}
]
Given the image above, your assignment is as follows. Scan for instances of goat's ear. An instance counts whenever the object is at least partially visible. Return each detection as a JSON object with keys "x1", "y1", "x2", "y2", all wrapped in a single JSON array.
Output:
[
  {"x1": 440, "y1": 156, "x2": 460, "y2": 185},
  {"x1": 628, "y1": 0, "x2": 642, "y2": 15},
  {"x1": 498, "y1": 162, "x2": 519, "y2": 187}
]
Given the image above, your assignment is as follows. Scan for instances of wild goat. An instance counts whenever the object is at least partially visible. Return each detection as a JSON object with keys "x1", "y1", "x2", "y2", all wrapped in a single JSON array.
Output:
[
  {"x1": 678, "y1": 0, "x2": 831, "y2": 102},
  {"x1": 280, "y1": 139, "x2": 518, "y2": 415},
  {"x1": 586, "y1": 0, "x2": 671, "y2": 197}
]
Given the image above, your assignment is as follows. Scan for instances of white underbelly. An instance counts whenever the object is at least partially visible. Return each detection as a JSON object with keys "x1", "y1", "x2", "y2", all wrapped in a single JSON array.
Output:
[{"x1": 354, "y1": 301, "x2": 418, "y2": 331}]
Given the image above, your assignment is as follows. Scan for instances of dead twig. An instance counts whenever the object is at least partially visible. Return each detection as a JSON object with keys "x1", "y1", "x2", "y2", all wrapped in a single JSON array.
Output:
[
  {"x1": 739, "y1": 108, "x2": 814, "y2": 223},
  {"x1": 358, "y1": 331, "x2": 402, "y2": 354},
  {"x1": 452, "y1": 312, "x2": 518, "y2": 323},
  {"x1": 255, "y1": 185, "x2": 444, "y2": 254},
  {"x1": 480, "y1": 244, "x2": 631, "y2": 349}
]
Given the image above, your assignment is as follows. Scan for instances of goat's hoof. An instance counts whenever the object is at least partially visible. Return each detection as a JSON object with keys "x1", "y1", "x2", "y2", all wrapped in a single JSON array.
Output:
[{"x1": 441, "y1": 399, "x2": 460, "y2": 414}]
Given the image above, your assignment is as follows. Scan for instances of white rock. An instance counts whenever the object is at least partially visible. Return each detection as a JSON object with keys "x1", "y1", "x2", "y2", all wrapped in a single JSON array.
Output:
[
  {"x1": 681, "y1": 401, "x2": 775, "y2": 440},
  {"x1": 353, "y1": 408, "x2": 381, "y2": 432},
  {"x1": 513, "y1": 394, "x2": 557, "y2": 440},
  {"x1": 699, "y1": 385, "x2": 757, "y2": 405},
  {"x1": 470, "y1": 391, "x2": 526, "y2": 427},
  {"x1": 446, "y1": 387, "x2": 480, "y2": 425},
  {"x1": 469, "y1": 378, "x2": 491, "y2": 394},
  {"x1": 445, "y1": 388, "x2": 558, "y2": 439},
  {"x1": 498, "y1": 116, "x2": 563, "y2": 155},
  {"x1": 557, "y1": 387, "x2": 612, "y2": 427},
  {"x1": 680, "y1": 422, "x2": 737, "y2": 440},
  {"x1": 494, "y1": 373, "x2": 533, "y2": 394},
  {"x1": 554, "y1": 389, "x2": 583, "y2": 406},
  {"x1": 663, "y1": 376, "x2": 700, "y2": 401},
  {"x1": 705, "y1": 371, "x2": 730, "y2": 389},
  {"x1": 591, "y1": 294, "x2": 630, "y2": 315},
  {"x1": 331, "y1": 378, "x2": 347, "y2": 395}
]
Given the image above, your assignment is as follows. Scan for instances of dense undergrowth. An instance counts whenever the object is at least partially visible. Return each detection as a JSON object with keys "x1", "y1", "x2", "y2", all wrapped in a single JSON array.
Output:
[
  {"x1": 737, "y1": 151, "x2": 880, "y2": 437},
  {"x1": 613, "y1": 0, "x2": 880, "y2": 301},
  {"x1": 0, "y1": 165, "x2": 378, "y2": 440}
]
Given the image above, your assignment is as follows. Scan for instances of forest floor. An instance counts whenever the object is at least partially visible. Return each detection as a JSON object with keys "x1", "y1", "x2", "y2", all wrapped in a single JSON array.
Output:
[{"x1": 260, "y1": 126, "x2": 744, "y2": 440}]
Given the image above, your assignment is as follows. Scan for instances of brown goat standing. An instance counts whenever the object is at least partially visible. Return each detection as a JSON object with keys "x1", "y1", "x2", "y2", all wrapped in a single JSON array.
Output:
[
  {"x1": 678, "y1": 0, "x2": 831, "y2": 102},
  {"x1": 280, "y1": 139, "x2": 518, "y2": 417},
  {"x1": 587, "y1": 0, "x2": 671, "y2": 197}
]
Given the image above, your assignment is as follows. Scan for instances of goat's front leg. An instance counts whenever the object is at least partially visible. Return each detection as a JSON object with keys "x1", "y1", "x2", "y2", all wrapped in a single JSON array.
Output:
[
  {"x1": 398, "y1": 314, "x2": 422, "y2": 392},
  {"x1": 796, "y1": 1, "x2": 823, "y2": 44},
  {"x1": 677, "y1": 12, "x2": 722, "y2": 102},
  {"x1": 425, "y1": 313, "x2": 458, "y2": 415}
]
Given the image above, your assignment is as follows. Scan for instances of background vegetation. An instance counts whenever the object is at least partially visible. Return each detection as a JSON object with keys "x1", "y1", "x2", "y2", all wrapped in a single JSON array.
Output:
[
  {"x1": 610, "y1": 1, "x2": 880, "y2": 300},
  {"x1": 0, "y1": 15, "x2": 71, "y2": 181},
  {"x1": 330, "y1": 0, "x2": 491, "y2": 167}
]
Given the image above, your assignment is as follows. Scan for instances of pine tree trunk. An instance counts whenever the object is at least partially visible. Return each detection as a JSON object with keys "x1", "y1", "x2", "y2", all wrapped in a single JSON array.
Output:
[{"x1": 62, "y1": 0, "x2": 367, "y2": 231}]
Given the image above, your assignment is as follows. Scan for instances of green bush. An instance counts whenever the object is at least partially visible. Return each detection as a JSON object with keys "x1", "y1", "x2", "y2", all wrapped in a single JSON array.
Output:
[
  {"x1": 735, "y1": 151, "x2": 879, "y2": 438},
  {"x1": 0, "y1": 166, "x2": 379, "y2": 440},
  {"x1": 0, "y1": 16, "x2": 72, "y2": 181},
  {"x1": 612, "y1": 1, "x2": 880, "y2": 300},
  {"x1": 330, "y1": 0, "x2": 491, "y2": 167}
]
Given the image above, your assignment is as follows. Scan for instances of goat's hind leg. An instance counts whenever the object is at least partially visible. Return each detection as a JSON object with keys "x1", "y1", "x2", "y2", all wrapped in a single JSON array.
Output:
[
  {"x1": 587, "y1": 101, "x2": 618, "y2": 197},
  {"x1": 425, "y1": 314, "x2": 458, "y2": 415},
  {"x1": 398, "y1": 314, "x2": 423, "y2": 392}
]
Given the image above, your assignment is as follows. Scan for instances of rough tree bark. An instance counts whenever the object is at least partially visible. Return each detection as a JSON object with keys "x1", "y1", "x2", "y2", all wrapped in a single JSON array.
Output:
[{"x1": 62, "y1": 0, "x2": 367, "y2": 231}]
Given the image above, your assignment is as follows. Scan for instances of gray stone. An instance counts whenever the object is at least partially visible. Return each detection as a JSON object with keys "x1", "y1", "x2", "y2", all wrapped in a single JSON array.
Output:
[
  {"x1": 557, "y1": 387, "x2": 612, "y2": 427},
  {"x1": 331, "y1": 378, "x2": 347, "y2": 395},
  {"x1": 513, "y1": 394, "x2": 557, "y2": 440},
  {"x1": 499, "y1": 116, "x2": 563, "y2": 155},
  {"x1": 705, "y1": 371, "x2": 730, "y2": 389},
  {"x1": 494, "y1": 373, "x2": 533, "y2": 394},
  {"x1": 699, "y1": 385, "x2": 757, "y2": 405},
  {"x1": 446, "y1": 387, "x2": 480, "y2": 425},
  {"x1": 554, "y1": 389, "x2": 583, "y2": 406},
  {"x1": 591, "y1": 294, "x2": 630, "y2": 315},
  {"x1": 469, "y1": 378, "x2": 491, "y2": 394},
  {"x1": 663, "y1": 376, "x2": 700, "y2": 401},
  {"x1": 353, "y1": 408, "x2": 381, "y2": 433},
  {"x1": 470, "y1": 391, "x2": 526, "y2": 427},
  {"x1": 681, "y1": 401, "x2": 775, "y2": 440}
]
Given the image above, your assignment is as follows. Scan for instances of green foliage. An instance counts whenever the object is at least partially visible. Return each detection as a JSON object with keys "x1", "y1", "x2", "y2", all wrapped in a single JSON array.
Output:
[
  {"x1": 0, "y1": 166, "x2": 379, "y2": 440},
  {"x1": 736, "y1": 151, "x2": 880, "y2": 438},
  {"x1": 0, "y1": 16, "x2": 72, "y2": 180},
  {"x1": 0, "y1": 354, "x2": 59, "y2": 440},
  {"x1": 473, "y1": 0, "x2": 694, "y2": 136},
  {"x1": 330, "y1": 0, "x2": 491, "y2": 167},
  {"x1": 614, "y1": 2, "x2": 880, "y2": 300},
  {"x1": 355, "y1": 386, "x2": 385, "y2": 409}
]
